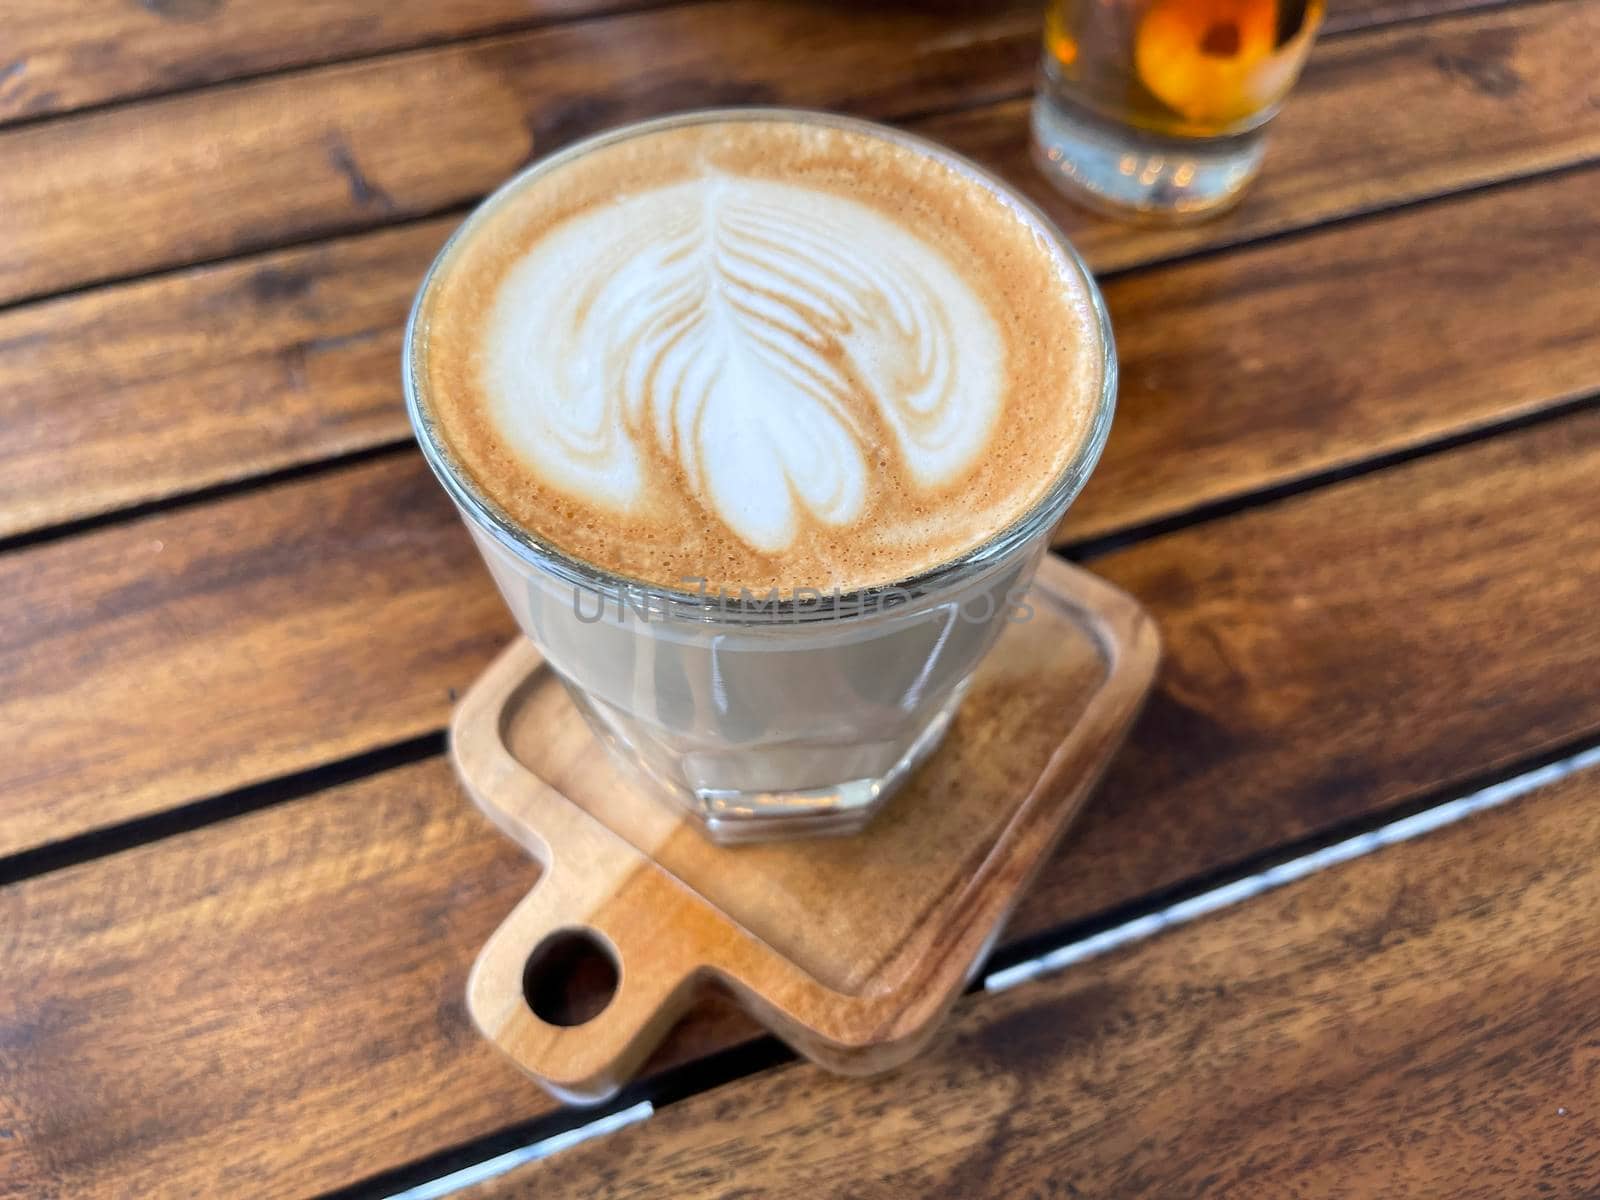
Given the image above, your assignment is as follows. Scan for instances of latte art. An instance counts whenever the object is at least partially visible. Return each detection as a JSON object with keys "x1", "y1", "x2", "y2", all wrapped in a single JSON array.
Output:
[
  {"x1": 486, "y1": 176, "x2": 1002, "y2": 552},
  {"x1": 415, "y1": 115, "x2": 1105, "y2": 593}
]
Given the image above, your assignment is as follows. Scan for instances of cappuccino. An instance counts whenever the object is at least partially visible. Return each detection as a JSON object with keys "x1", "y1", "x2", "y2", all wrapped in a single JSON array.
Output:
[
  {"x1": 412, "y1": 114, "x2": 1103, "y2": 595},
  {"x1": 406, "y1": 111, "x2": 1114, "y2": 842}
]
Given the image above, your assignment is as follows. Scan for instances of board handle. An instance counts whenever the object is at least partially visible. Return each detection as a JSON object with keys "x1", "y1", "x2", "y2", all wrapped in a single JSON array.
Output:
[{"x1": 466, "y1": 852, "x2": 705, "y2": 1104}]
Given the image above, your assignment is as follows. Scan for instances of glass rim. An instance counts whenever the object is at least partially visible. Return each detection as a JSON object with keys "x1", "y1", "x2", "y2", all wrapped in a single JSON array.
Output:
[{"x1": 403, "y1": 106, "x2": 1117, "y2": 626}]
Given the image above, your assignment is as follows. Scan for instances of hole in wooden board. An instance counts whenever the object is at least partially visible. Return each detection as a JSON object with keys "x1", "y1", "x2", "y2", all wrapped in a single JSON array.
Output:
[{"x1": 523, "y1": 929, "x2": 620, "y2": 1026}]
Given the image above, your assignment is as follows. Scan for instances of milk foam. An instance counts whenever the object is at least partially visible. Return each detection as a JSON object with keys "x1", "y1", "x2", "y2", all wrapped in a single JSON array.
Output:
[
  {"x1": 484, "y1": 175, "x2": 1003, "y2": 553},
  {"x1": 415, "y1": 115, "x2": 1106, "y2": 593}
]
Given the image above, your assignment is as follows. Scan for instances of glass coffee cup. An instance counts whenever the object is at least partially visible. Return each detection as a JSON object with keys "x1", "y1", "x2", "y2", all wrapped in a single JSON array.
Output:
[{"x1": 405, "y1": 110, "x2": 1116, "y2": 844}]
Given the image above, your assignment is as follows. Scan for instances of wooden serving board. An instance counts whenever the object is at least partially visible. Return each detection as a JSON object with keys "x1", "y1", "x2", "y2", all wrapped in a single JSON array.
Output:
[{"x1": 454, "y1": 556, "x2": 1160, "y2": 1103}]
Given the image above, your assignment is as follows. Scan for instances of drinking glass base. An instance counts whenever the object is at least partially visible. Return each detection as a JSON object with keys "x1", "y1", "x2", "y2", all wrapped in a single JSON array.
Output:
[
  {"x1": 693, "y1": 684, "x2": 967, "y2": 845},
  {"x1": 1030, "y1": 92, "x2": 1264, "y2": 224}
]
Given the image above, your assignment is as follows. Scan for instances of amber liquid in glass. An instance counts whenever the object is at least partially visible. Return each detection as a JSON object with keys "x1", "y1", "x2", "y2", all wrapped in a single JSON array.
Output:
[{"x1": 1033, "y1": 0, "x2": 1323, "y2": 219}]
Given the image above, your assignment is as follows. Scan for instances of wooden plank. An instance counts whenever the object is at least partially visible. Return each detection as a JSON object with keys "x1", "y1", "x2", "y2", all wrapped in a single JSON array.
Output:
[
  {"x1": 1016, "y1": 403, "x2": 1600, "y2": 936},
  {"x1": 0, "y1": 0, "x2": 1546, "y2": 309},
  {"x1": 0, "y1": 219, "x2": 449, "y2": 537},
  {"x1": 1058, "y1": 160, "x2": 1600, "y2": 543},
  {"x1": 0, "y1": 758, "x2": 545, "y2": 1200},
  {"x1": 5, "y1": 409, "x2": 1600, "y2": 1199},
  {"x1": 924, "y1": 0, "x2": 1600, "y2": 273},
  {"x1": 0, "y1": 0, "x2": 1040, "y2": 307},
  {"x1": 468, "y1": 765, "x2": 1600, "y2": 1199},
  {"x1": 4, "y1": 165, "x2": 1597, "y2": 858},
  {"x1": 0, "y1": 0, "x2": 1503, "y2": 129},
  {"x1": 0, "y1": 0, "x2": 647, "y2": 125},
  {"x1": 2, "y1": 0, "x2": 1596, "y2": 540},
  {"x1": 0, "y1": 457, "x2": 514, "y2": 859}
]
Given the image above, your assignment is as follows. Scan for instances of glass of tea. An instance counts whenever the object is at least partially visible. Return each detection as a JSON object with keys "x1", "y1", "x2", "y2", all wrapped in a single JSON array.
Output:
[{"x1": 1032, "y1": 0, "x2": 1323, "y2": 221}]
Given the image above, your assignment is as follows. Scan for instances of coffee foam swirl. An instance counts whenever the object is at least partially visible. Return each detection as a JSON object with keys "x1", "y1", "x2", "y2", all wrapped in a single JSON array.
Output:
[
  {"x1": 485, "y1": 175, "x2": 1002, "y2": 553},
  {"x1": 416, "y1": 116, "x2": 1105, "y2": 593}
]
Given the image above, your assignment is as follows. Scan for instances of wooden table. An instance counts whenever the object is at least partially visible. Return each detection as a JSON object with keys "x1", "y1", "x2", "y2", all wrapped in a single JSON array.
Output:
[{"x1": 3, "y1": 1, "x2": 1598, "y2": 1196}]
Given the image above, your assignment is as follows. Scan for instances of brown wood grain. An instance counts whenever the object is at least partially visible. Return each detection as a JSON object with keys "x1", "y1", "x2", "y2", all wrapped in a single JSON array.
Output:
[
  {"x1": 2, "y1": 0, "x2": 1595, "y2": 541},
  {"x1": 0, "y1": 457, "x2": 514, "y2": 859},
  {"x1": 1, "y1": 5, "x2": 1590, "y2": 1198},
  {"x1": 469, "y1": 764, "x2": 1600, "y2": 1199},
  {"x1": 0, "y1": 219, "x2": 448, "y2": 536},
  {"x1": 0, "y1": 0, "x2": 649, "y2": 125},
  {"x1": 0, "y1": 0, "x2": 1504, "y2": 129},
  {"x1": 0, "y1": 0, "x2": 1040, "y2": 308},
  {"x1": 5, "y1": 409, "x2": 1600, "y2": 1199},
  {"x1": 0, "y1": 757, "x2": 544, "y2": 1200},
  {"x1": 4, "y1": 164, "x2": 1596, "y2": 859},
  {"x1": 0, "y1": 0, "x2": 1545, "y2": 309},
  {"x1": 1060, "y1": 160, "x2": 1600, "y2": 543},
  {"x1": 1018, "y1": 402, "x2": 1600, "y2": 937}
]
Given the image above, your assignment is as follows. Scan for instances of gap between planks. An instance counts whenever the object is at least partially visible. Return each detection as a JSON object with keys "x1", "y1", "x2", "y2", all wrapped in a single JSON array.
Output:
[
  {"x1": 310, "y1": 736, "x2": 1600, "y2": 1200},
  {"x1": 0, "y1": 731, "x2": 445, "y2": 887},
  {"x1": 1065, "y1": 383, "x2": 1600, "y2": 562}
]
